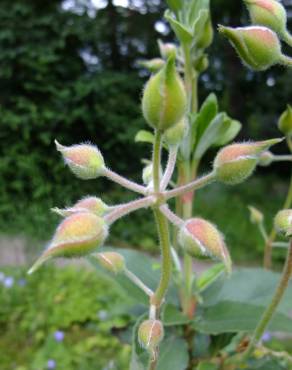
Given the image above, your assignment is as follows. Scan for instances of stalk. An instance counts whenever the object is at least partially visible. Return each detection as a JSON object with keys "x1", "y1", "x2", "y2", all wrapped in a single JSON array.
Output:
[
  {"x1": 240, "y1": 240, "x2": 292, "y2": 362},
  {"x1": 103, "y1": 167, "x2": 147, "y2": 194}
]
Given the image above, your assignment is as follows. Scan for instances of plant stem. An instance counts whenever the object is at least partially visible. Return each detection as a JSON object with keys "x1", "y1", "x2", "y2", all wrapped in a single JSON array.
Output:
[
  {"x1": 280, "y1": 54, "x2": 292, "y2": 68},
  {"x1": 283, "y1": 31, "x2": 292, "y2": 48},
  {"x1": 103, "y1": 167, "x2": 147, "y2": 195},
  {"x1": 124, "y1": 268, "x2": 154, "y2": 297},
  {"x1": 241, "y1": 239, "x2": 292, "y2": 362},
  {"x1": 104, "y1": 196, "x2": 154, "y2": 224},
  {"x1": 161, "y1": 145, "x2": 178, "y2": 191},
  {"x1": 273, "y1": 154, "x2": 292, "y2": 162},
  {"x1": 258, "y1": 222, "x2": 268, "y2": 243},
  {"x1": 164, "y1": 172, "x2": 216, "y2": 200},
  {"x1": 159, "y1": 204, "x2": 184, "y2": 227},
  {"x1": 153, "y1": 130, "x2": 162, "y2": 193}
]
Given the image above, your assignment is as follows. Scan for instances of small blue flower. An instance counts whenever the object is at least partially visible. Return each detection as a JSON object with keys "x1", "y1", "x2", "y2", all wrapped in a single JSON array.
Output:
[
  {"x1": 47, "y1": 359, "x2": 56, "y2": 369},
  {"x1": 261, "y1": 332, "x2": 272, "y2": 342},
  {"x1": 18, "y1": 278, "x2": 26, "y2": 287},
  {"x1": 54, "y1": 330, "x2": 64, "y2": 342},
  {"x1": 4, "y1": 276, "x2": 14, "y2": 288}
]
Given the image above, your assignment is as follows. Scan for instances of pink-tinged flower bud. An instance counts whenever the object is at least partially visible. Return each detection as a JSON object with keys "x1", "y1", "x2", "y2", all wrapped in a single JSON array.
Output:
[
  {"x1": 28, "y1": 212, "x2": 108, "y2": 274},
  {"x1": 219, "y1": 25, "x2": 282, "y2": 71},
  {"x1": 138, "y1": 319, "x2": 164, "y2": 351},
  {"x1": 94, "y1": 252, "x2": 125, "y2": 274},
  {"x1": 142, "y1": 56, "x2": 187, "y2": 132},
  {"x1": 274, "y1": 209, "x2": 292, "y2": 236},
  {"x1": 158, "y1": 40, "x2": 177, "y2": 59},
  {"x1": 248, "y1": 205, "x2": 264, "y2": 224},
  {"x1": 164, "y1": 117, "x2": 188, "y2": 147},
  {"x1": 213, "y1": 138, "x2": 282, "y2": 185},
  {"x1": 179, "y1": 218, "x2": 232, "y2": 274},
  {"x1": 55, "y1": 140, "x2": 105, "y2": 179},
  {"x1": 244, "y1": 0, "x2": 287, "y2": 37},
  {"x1": 52, "y1": 196, "x2": 109, "y2": 217},
  {"x1": 278, "y1": 105, "x2": 292, "y2": 137},
  {"x1": 139, "y1": 58, "x2": 165, "y2": 72},
  {"x1": 258, "y1": 151, "x2": 274, "y2": 166}
]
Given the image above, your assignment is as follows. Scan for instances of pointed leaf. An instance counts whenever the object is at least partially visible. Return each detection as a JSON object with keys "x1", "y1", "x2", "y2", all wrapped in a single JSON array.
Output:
[
  {"x1": 212, "y1": 119, "x2": 241, "y2": 147},
  {"x1": 156, "y1": 336, "x2": 189, "y2": 370},
  {"x1": 165, "y1": 10, "x2": 193, "y2": 44},
  {"x1": 135, "y1": 130, "x2": 155, "y2": 145}
]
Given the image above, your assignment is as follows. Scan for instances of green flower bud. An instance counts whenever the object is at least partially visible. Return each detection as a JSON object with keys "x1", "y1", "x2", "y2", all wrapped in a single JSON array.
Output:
[
  {"x1": 219, "y1": 25, "x2": 282, "y2": 71},
  {"x1": 55, "y1": 140, "x2": 105, "y2": 180},
  {"x1": 179, "y1": 218, "x2": 232, "y2": 274},
  {"x1": 52, "y1": 196, "x2": 109, "y2": 217},
  {"x1": 158, "y1": 40, "x2": 177, "y2": 59},
  {"x1": 138, "y1": 319, "x2": 164, "y2": 351},
  {"x1": 28, "y1": 212, "x2": 108, "y2": 274},
  {"x1": 194, "y1": 54, "x2": 209, "y2": 73},
  {"x1": 278, "y1": 105, "x2": 292, "y2": 137},
  {"x1": 274, "y1": 209, "x2": 292, "y2": 237},
  {"x1": 213, "y1": 138, "x2": 282, "y2": 185},
  {"x1": 163, "y1": 117, "x2": 188, "y2": 147},
  {"x1": 142, "y1": 56, "x2": 187, "y2": 132},
  {"x1": 248, "y1": 205, "x2": 264, "y2": 224},
  {"x1": 95, "y1": 252, "x2": 125, "y2": 274},
  {"x1": 244, "y1": 0, "x2": 287, "y2": 37},
  {"x1": 142, "y1": 163, "x2": 162, "y2": 186},
  {"x1": 139, "y1": 58, "x2": 165, "y2": 72},
  {"x1": 258, "y1": 151, "x2": 274, "y2": 166},
  {"x1": 197, "y1": 18, "x2": 214, "y2": 50}
]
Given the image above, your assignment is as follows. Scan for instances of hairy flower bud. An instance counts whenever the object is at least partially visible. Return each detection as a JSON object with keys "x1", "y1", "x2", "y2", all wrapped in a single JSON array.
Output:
[
  {"x1": 278, "y1": 105, "x2": 292, "y2": 137},
  {"x1": 52, "y1": 196, "x2": 109, "y2": 217},
  {"x1": 179, "y1": 218, "x2": 232, "y2": 273},
  {"x1": 142, "y1": 56, "x2": 187, "y2": 132},
  {"x1": 248, "y1": 205, "x2": 264, "y2": 224},
  {"x1": 274, "y1": 209, "x2": 292, "y2": 236},
  {"x1": 163, "y1": 117, "x2": 188, "y2": 147},
  {"x1": 158, "y1": 40, "x2": 177, "y2": 59},
  {"x1": 244, "y1": 0, "x2": 287, "y2": 37},
  {"x1": 213, "y1": 139, "x2": 282, "y2": 185},
  {"x1": 138, "y1": 320, "x2": 164, "y2": 351},
  {"x1": 258, "y1": 151, "x2": 274, "y2": 166},
  {"x1": 95, "y1": 252, "x2": 125, "y2": 274},
  {"x1": 28, "y1": 212, "x2": 108, "y2": 274},
  {"x1": 219, "y1": 25, "x2": 282, "y2": 71},
  {"x1": 55, "y1": 140, "x2": 105, "y2": 179}
]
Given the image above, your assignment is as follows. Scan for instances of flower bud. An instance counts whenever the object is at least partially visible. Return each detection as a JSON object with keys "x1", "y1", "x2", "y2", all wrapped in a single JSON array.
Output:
[
  {"x1": 139, "y1": 58, "x2": 165, "y2": 72},
  {"x1": 248, "y1": 205, "x2": 264, "y2": 224},
  {"x1": 213, "y1": 138, "x2": 282, "y2": 185},
  {"x1": 163, "y1": 117, "x2": 188, "y2": 147},
  {"x1": 28, "y1": 212, "x2": 108, "y2": 274},
  {"x1": 52, "y1": 196, "x2": 109, "y2": 217},
  {"x1": 138, "y1": 319, "x2": 164, "y2": 351},
  {"x1": 142, "y1": 163, "x2": 162, "y2": 186},
  {"x1": 194, "y1": 55, "x2": 209, "y2": 73},
  {"x1": 258, "y1": 151, "x2": 274, "y2": 166},
  {"x1": 197, "y1": 18, "x2": 214, "y2": 50},
  {"x1": 244, "y1": 0, "x2": 287, "y2": 37},
  {"x1": 142, "y1": 56, "x2": 187, "y2": 132},
  {"x1": 278, "y1": 105, "x2": 292, "y2": 137},
  {"x1": 274, "y1": 209, "x2": 292, "y2": 236},
  {"x1": 179, "y1": 218, "x2": 232, "y2": 274},
  {"x1": 55, "y1": 140, "x2": 105, "y2": 179},
  {"x1": 158, "y1": 40, "x2": 177, "y2": 59},
  {"x1": 219, "y1": 25, "x2": 282, "y2": 71},
  {"x1": 94, "y1": 252, "x2": 125, "y2": 274}
]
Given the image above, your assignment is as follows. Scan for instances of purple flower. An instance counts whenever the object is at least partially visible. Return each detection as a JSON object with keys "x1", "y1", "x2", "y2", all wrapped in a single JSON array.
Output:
[
  {"x1": 47, "y1": 359, "x2": 56, "y2": 369},
  {"x1": 3, "y1": 276, "x2": 14, "y2": 288},
  {"x1": 18, "y1": 278, "x2": 26, "y2": 287},
  {"x1": 261, "y1": 332, "x2": 272, "y2": 342},
  {"x1": 54, "y1": 330, "x2": 64, "y2": 342}
]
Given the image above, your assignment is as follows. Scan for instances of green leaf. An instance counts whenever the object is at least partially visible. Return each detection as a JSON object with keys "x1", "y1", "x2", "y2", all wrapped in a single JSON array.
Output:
[
  {"x1": 194, "y1": 268, "x2": 292, "y2": 334},
  {"x1": 193, "y1": 10, "x2": 209, "y2": 39},
  {"x1": 88, "y1": 247, "x2": 178, "y2": 306},
  {"x1": 212, "y1": 119, "x2": 241, "y2": 147},
  {"x1": 196, "y1": 362, "x2": 218, "y2": 370},
  {"x1": 166, "y1": 0, "x2": 183, "y2": 13},
  {"x1": 162, "y1": 304, "x2": 190, "y2": 326},
  {"x1": 135, "y1": 130, "x2": 155, "y2": 145},
  {"x1": 191, "y1": 93, "x2": 218, "y2": 149},
  {"x1": 188, "y1": 0, "x2": 209, "y2": 27},
  {"x1": 156, "y1": 336, "x2": 189, "y2": 370},
  {"x1": 165, "y1": 10, "x2": 193, "y2": 44},
  {"x1": 196, "y1": 263, "x2": 226, "y2": 293}
]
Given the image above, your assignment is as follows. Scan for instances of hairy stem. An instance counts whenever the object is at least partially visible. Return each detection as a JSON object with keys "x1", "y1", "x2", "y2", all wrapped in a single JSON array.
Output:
[
  {"x1": 161, "y1": 146, "x2": 178, "y2": 191},
  {"x1": 280, "y1": 54, "x2": 292, "y2": 68},
  {"x1": 273, "y1": 154, "x2": 292, "y2": 162},
  {"x1": 283, "y1": 31, "x2": 292, "y2": 48},
  {"x1": 124, "y1": 268, "x2": 154, "y2": 297},
  {"x1": 165, "y1": 172, "x2": 216, "y2": 200},
  {"x1": 153, "y1": 130, "x2": 162, "y2": 193},
  {"x1": 159, "y1": 204, "x2": 184, "y2": 227},
  {"x1": 104, "y1": 196, "x2": 154, "y2": 224},
  {"x1": 103, "y1": 167, "x2": 147, "y2": 195},
  {"x1": 241, "y1": 240, "x2": 292, "y2": 362}
]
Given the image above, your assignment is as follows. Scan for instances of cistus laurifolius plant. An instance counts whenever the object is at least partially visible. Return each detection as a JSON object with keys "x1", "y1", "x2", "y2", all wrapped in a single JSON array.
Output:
[{"x1": 27, "y1": 0, "x2": 292, "y2": 369}]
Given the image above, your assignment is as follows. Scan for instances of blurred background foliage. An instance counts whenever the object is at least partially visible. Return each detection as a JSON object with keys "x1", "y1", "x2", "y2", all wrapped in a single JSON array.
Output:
[{"x1": 0, "y1": 0, "x2": 292, "y2": 261}]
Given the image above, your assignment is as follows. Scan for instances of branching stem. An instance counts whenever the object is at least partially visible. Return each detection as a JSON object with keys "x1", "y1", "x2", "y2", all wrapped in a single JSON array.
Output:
[
  {"x1": 103, "y1": 167, "x2": 147, "y2": 195},
  {"x1": 124, "y1": 268, "x2": 154, "y2": 297},
  {"x1": 161, "y1": 145, "x2": 178, "y2": 191}
]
